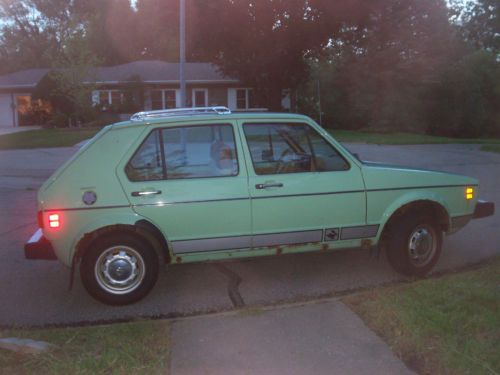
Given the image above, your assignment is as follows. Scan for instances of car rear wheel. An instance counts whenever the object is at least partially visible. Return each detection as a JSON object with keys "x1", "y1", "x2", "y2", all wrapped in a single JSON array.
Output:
[
  {"x1": 80, "y1": 233, "x2": 159, "y2": 305},
  {"x1": 386, "y1": 212, "x2": 443, "y2": 276}
]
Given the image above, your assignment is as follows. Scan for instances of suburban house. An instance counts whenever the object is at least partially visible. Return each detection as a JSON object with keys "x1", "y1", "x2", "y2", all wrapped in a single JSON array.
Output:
[{"x1": 0, "y1": 60, "x2": 292, "y2": 128}]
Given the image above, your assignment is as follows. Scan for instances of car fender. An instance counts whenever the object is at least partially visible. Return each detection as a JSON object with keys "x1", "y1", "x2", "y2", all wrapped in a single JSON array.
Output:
[{"x1": 375, "y1": 190, "x2": 451, "y2": 242}]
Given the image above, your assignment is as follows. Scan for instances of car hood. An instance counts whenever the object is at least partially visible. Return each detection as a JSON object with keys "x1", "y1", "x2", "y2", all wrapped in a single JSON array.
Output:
[{"x1": 361, "y1": 161, "x2": 478, "y2": 190}]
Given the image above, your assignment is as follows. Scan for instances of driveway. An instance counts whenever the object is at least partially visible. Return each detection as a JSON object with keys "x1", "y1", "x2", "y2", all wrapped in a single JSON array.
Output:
[{"x1": 0, "y1": 144, "x2": 498, "y2": 327}]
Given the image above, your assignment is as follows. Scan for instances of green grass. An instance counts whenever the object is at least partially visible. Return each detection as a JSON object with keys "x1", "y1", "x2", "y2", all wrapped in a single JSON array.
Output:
[
  {"x1": 1, "y1": 127, "x2": 500, "y2": 150},
  {"x1": 0, "y1": 128, "x2": 101, "y2": 150},
  {"x1": 0, "y1": 320, "x2": 170, "y2": 375},
  {"x1": 343, "y1": 258, "x2": 500, "y2": 375},
  {"x1": 330, "y1": 129, "x2": 500, "y2": 145},
  {"x1": 480, "y1": 144, "x2": 500, "y2": 154}
]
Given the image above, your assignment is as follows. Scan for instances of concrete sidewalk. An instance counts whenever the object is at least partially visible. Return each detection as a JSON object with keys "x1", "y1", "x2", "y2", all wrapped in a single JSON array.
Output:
[{"x1": 170, "y1": 299, "x2": 414, "y2": 375}]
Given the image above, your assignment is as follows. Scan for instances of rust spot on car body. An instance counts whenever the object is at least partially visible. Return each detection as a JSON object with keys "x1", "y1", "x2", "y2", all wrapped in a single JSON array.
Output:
[
  {"x1": 361, "y1": 239, "x2": 372, "y2": 251},
  {"x1": 175, "y1": 256, "x2": 182, "y2": 263},
  {"x1": 321, "y1": 243, "x2": 329, "y2": 252}
]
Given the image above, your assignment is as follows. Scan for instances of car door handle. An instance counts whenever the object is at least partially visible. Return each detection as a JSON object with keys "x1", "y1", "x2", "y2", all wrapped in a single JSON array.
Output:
[
  {"x1": 255, "y1": 182, "x2": 284, "y2": 189},
  {"x1": 131, "y1": 190, "x2": 162, "y2": 197}
]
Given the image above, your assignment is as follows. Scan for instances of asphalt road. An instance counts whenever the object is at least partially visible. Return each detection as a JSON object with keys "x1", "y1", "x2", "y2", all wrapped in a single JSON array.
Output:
[{"x1": 0, "y1": 143, "x2": 498, "y2": 327}]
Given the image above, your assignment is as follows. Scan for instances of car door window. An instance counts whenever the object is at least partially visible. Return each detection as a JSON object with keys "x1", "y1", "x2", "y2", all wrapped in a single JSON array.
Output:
[
  {"x1": 243, "y1": 123, "x2": 349, "y2": 175},
  {"x1": 126, "y1": 124, "x2": 238, "y2": 181}
]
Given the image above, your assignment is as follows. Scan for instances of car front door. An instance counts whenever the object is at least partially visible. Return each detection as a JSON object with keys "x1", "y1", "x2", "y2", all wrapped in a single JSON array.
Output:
[
  {"x1": 241, "y1": 121, "x2": 369, "y2": 250},
  {"x1": 117, "y1": 121, "x2": 251, "y2": 256}
]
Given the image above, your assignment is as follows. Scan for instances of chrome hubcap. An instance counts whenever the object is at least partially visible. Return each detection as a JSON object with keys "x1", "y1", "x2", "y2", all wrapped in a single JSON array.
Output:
[
  {"x1": 95, "y1": 246, "x2": 145, "y2": 295},
  {"x1": 408, "y1": 226, "x2": 436, "y2": 267}
]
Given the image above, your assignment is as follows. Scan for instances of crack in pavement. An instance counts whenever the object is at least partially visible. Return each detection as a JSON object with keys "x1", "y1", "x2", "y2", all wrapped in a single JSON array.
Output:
[{"x1": 212, "y1": 264, "x2": 245, "y2": 308}]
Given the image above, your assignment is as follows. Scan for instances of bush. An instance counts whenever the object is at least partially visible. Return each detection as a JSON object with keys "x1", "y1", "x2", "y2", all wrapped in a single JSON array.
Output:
[
  {"x1": 82, "y1": 112, "x2": 122, "y2": 128},
  {"x1": 426, "y1": 50, "x2": 500, "y2": 137}
]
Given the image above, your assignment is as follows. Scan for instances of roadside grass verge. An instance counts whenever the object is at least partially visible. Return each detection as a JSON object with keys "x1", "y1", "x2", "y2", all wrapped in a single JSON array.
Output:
[
  {"x1": 0, "y1": 320, "x2": 170, "y2": 375},
  {"x1": 343, "y1": 258, "x2": 500, "y2": 375},
  {"x1": 480, "y1": 144, "x2": 500, "y2": 154},
  {"x1": 330, "y1": 129, "x2": 500, "y2": 146},
  {"x1": 0, "y1": 128, "x2": 101, "y2": 150},
  {"x1": 1, "y1": 127, "x2": 499, "y2": 150}
]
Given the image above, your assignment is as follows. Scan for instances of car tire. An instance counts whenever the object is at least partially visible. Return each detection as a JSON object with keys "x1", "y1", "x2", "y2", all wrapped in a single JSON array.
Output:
[
  {"x1": 80, "y1": 233, "x2": 159, "y2": 305},
  {"x1": 386, "y1": 212, "x2": 443, "y2": 277}
]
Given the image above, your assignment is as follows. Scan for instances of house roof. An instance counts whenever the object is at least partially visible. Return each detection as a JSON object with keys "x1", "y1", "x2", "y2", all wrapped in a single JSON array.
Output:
[
  {"x1": 0, "y1": 68, "x2": 51, "y2": 89},
  {"x1": 0, "y1": 61, "x2": 238, "y2": 89}
]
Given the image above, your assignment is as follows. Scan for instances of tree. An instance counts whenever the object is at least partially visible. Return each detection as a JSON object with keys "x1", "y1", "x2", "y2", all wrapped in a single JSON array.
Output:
[
  {"x1": 0, "y1": 0, "x2": 60, "y2": 73},
  {"x1": 296, "y1": 0, "x2": 461, "y2": 131},
  {"x1": 134, "y1": 0, "x2": 179, "y2": 61},
  {"x1": 426, "y1": 50, "x2": 500, "y2": 137},
  {"x1": 450, "y1": 0, "x2": 499, "y2": 53},
  {"x1": 84, "y1": 0, "x2": 140, "y2": 65},
  {"x1": 191, "y1": 0, "x2": 341, "y2": 110}
]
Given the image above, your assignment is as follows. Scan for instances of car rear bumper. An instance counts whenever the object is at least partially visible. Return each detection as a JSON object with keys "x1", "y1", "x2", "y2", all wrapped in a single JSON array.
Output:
[
  {"x1": 24, "y1": 229, "x2": 57, "y2": 260},
  {"x1": 473, "y1": 200, "x2": 495, "y2": 219}
]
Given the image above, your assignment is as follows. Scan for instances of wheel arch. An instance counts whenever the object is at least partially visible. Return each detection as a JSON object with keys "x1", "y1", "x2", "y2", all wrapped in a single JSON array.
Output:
[
  {"x1": 66, "y1": 216, "x2": 171, "y2": 290},
  {"x1": 73, "y1": 221, "x2": 171, "y2": 267},
  {"x1": 378, "y1": 198, "x2": 450, "y2": 248}
]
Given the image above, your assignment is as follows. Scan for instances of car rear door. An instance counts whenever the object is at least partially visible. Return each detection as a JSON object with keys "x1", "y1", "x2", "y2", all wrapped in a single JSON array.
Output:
[
  {"x1": 240, "y1": 120, "x2": 369, "y2": 249},
  {"x1": 116, "y1": 120, "x2": 252, "y2": 256}
]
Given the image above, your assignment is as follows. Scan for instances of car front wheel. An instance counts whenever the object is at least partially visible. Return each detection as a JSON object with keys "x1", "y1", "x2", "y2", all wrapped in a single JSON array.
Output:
[
  {"x1": 80, "y1": 233, "x2": 159, "y2": 305},
  {"x1": 386, "y1": 212, "x2": 443, "y2": 277}
]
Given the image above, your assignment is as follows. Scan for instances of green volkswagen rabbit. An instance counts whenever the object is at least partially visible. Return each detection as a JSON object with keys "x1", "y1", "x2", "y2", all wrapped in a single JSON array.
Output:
[{"x1": 25, "y1": 107, "x2": 494, "y2": 305}]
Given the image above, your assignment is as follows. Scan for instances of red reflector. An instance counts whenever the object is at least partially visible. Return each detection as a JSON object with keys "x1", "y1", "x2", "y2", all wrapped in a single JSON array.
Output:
[
  {"x1": 37, "y1": 211, "x2": 44, "y2": 229},
  {"x1": 48, "y1": 213, "x2": 60, "y2": 229}
]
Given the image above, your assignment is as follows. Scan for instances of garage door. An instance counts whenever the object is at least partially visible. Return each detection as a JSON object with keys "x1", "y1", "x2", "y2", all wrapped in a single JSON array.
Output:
[{"x1": 0, "y1": 94, "x2": 14, "y2": 128}]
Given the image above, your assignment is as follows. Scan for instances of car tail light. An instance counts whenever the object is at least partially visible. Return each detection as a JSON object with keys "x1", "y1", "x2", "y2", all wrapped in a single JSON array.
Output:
[
  {"x1": 48, "y1": 213, "x2": 60, "y2": 228},
  {"x1": 466, "y1": 187, "x2": 474, "y2": 200}
]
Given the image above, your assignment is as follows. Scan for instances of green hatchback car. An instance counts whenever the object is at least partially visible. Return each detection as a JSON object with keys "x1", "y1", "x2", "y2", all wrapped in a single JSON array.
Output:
[{"x1": 25, "y1": 107, "x2": 494, "y2": 305}]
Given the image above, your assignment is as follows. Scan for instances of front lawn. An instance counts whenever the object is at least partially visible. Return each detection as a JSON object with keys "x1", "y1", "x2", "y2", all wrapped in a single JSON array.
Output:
[
  {"x1": 480, "y1": 144, "x2": 500, "y2": 154},
  {"x1": 330, "y1": 129, "x2": 500, "y2": 145},
  {"x1": 0, "y1": 128, "x2": 101, "y2": 150},
  {"x1": 1, "y1": 127, "x2": 499, "y2": 150},
  {"x1": 343, "y1": 258, "x2": 500, "y2": 375},
  {"x1": 0, "y1": 320, "x2": 170, "y2": 375}
]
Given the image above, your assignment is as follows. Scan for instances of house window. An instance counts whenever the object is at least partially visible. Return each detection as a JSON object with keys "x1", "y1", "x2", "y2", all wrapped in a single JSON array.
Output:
[
  {"x1": 236, "y1": 88, "x2": 254, "y2": 109},
  {"x1": 165, "y1": 90, "x2": 176, "y2": 108},
  {"x1": 111, "y1": 91, "x2": 122, "y2": 105},
  {"x1": 192, "y1": 89, "x2": 207, "y2": 107},
  {"x1": 96, "y1": 90, "x2": 123, "y2": 106},
  {"x1": 99, "y1": 91, "x2": 109, "y2": 105},
  {"x1": 151, "y1": 89, "x2": 177, "y2": 110},
  {"x1": 151, "y1": 90, "x2": 163, "y2": 110}
]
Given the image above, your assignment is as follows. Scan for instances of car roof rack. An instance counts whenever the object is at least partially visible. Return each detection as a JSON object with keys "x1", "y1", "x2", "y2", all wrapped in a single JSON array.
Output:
[{"x1": 130, "y1": 106, "x2": 231, "y2": 121}]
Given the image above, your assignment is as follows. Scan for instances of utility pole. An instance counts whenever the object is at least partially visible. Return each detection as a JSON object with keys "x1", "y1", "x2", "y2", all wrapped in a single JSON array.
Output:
[{"x1": 179, "y1": 0, "x2": 186, "y2": 107}]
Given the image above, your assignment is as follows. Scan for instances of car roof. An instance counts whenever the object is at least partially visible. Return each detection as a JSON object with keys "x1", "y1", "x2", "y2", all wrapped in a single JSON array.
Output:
[{"x1": 110, "y1": 111, "x2": 312, "y2": 130}]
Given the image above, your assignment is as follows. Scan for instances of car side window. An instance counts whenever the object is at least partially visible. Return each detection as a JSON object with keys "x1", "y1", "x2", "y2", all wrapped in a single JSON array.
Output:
[
  {"x1": 243, "y1": 123, "x2": 349, "y2": 175},
  {"x1": 126, "y1": 130, "x2": 164, "y2": 181},
  {"x1": 126, "y1": 124, "x2": 238, "y2": 181}
]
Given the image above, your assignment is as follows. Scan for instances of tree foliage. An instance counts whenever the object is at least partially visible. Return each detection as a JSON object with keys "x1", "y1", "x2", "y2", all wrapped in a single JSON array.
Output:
[
  {"x1": 0, "y1": 0, "x2": 498, "y2": 135},
  {"x1": 426, "y1": 50, "x2": 500, "y2": 137}
]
